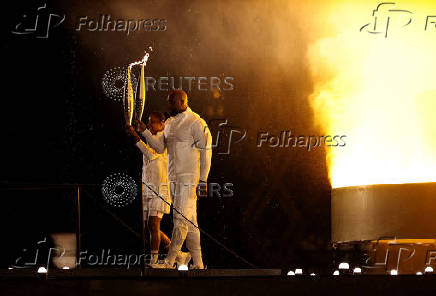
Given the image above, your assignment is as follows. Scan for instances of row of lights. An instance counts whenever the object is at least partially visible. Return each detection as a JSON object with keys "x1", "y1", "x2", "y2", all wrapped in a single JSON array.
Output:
[
  {"x1": 387, "y1": 266, "x2": 433, "y2": 276},
  {"x1": 332, "y1": 262, "x2": 361, "y2": 275},
  {"x1": 288, "y1": 263, "x2": 434, "y2": 276},
  {"x1": 8, "y1": 263, "x2": 436, "y2": 275},
  {"x1": 9, "y1": 264, "x2": 190, "y2": 273},
  {"x1": 287, "y1": 269, "x2": 316, "y2": 276},
  {"x1": 37, "y1": 266, "x2": 70, "y2": 273}
]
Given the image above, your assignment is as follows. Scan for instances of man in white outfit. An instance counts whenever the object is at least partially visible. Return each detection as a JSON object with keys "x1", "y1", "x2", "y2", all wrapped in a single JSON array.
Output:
[{"x1": 136, "y1": 90, "x2": 212, "y2": 269}]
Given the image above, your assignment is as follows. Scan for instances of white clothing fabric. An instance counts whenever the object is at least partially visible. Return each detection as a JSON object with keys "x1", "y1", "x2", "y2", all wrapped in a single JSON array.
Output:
[
  {"x1": 142, "y1": 107, "x2": 212, "y2": 268},
  {"x1": 141, "y1": 107, "x2": 212, "y2": 182},
  {"x1": 144, "y1": 210, "x2": 164, "y2": 219},
  {"x1": 136, "y1": 140, "x2": 171, "y2": 214}
]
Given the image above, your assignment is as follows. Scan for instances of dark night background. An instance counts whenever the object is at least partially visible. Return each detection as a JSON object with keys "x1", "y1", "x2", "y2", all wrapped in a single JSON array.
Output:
[{"x1": 1, "y1": 0, "x2": 333, "y2": 271}]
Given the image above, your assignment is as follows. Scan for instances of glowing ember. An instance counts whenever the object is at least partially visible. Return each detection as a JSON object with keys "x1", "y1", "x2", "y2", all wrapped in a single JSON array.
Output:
[
  {"x1": 128, "y1": 46, "x2": 152, "y2": 69},
  {"x1": 308, "y1": 1, "x2": 436, "y2": 188}
]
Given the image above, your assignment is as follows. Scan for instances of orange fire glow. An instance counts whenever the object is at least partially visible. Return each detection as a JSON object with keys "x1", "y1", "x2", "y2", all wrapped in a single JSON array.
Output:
[{"x1": 308, "y1": 1, "x2": 436, "y2": 188}]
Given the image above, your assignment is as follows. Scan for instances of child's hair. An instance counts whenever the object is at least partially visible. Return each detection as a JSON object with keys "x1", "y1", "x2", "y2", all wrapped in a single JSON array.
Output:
[{"x1": 149, "y1": 111, "x2": 166, "y2": 122}]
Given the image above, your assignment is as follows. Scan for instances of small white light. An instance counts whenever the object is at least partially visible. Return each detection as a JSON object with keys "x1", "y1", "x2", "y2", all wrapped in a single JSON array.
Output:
[
  {"x1": 310, "y1": 273, "x2": 316, "y2": 276},
  {"x1": 37, "y1": 267, "x2": 47, "y2": 274},
  {"x1": 178, "y1": 264, "x2": 188, "y2": 271},
  {"x1": 416, "y1": 272, "x2": 423, "y2": 275},
  {"x1": 424, "y1": 266, "x2": 434, "y2": 273},
  {"x1": 287, "y1": 270, "x2": 295, "y2": 276},
  {"x1": 390, "y1": 269, "x2": 398, "y2": 275},
  {"x1": 8, "y1": 267, "x2": 13, "y2": 270},
  {"x1": 339, "y1": 262, "x2": 349, "y2": 270},
  {"x1": 353, "y1": 267, "x2": 362, "y2": 274},
  {"x1": 333, "y1": 270, "x2": 340, "y2": 276},
  {"x1": 295, "y1": 268, "x2": 303, "y2": 275},
  {"x1": 62, "y1": 266, "x2": 70, "y2": 270}
]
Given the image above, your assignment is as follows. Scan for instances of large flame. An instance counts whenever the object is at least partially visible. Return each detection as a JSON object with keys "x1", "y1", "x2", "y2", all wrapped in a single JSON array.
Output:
[{"x1": 307, "y1": 1, "x2": 436, "y2": 188}]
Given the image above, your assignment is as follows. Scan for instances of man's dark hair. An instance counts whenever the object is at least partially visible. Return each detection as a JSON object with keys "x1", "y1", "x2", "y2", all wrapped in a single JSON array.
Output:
[{"x1": 168, "y1": 89, "x2": 188, "y2": 102}]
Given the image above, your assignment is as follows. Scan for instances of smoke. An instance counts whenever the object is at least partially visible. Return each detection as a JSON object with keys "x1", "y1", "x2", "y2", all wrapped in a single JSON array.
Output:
[
  {"x1": 60, "y1": 0, "x2": 344, "y2": 267},
  {"x1": 67, "y1": 0, "x2": 330, "y2": 186}
]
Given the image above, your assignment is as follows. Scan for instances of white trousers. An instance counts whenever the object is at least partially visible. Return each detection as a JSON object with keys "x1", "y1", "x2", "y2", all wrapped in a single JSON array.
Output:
[{"x1": 166, "y1": 174, "x2": 203, "y2": 268}]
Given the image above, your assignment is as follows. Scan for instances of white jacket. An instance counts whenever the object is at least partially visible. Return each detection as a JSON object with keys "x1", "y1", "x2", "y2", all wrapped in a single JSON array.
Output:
[
  {"x1": 142, "y1": 107, "x2": 212, "y2": 182},
  {"x1": 135, "y1": 140, "x2": 171, "y2": 213}
]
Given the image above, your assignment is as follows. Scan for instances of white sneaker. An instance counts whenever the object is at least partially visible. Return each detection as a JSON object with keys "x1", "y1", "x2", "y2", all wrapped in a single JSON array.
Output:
[
  {"x1": 149, "y1": 260, "x2": 175, "y2": 269},
  {"x1": 175, "y1": 251, "x2": 192, "y2": 268},
  {"x1": 190, "y1": 263, "x2": 206, "y2": 270}
]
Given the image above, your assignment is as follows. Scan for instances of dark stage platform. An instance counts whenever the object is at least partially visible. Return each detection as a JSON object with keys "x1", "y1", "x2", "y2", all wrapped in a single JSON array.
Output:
[
  {"x1": 1, "y1": 268, "x2": 436, "y2": 295},
  {"x1": 1, "y1": 267, "x2": 282, "y2": 279}
]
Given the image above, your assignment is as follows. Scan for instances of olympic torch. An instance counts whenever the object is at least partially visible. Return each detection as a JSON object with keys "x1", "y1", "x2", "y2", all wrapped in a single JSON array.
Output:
[
  {"x1": 135, "y1": 63, "x2": 146, "y2": 123},
  {"x1": 123, "y1": 47, "x2": 152, "y2": 127},
  {"x1": 123, "y1": 66, "x2": 135, "y2": 126}
]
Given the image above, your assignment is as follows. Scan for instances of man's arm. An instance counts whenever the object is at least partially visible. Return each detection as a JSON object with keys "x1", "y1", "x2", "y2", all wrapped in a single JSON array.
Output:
[{"x1": 192, "y1": 118, "x2": 212, "y2": 182}]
